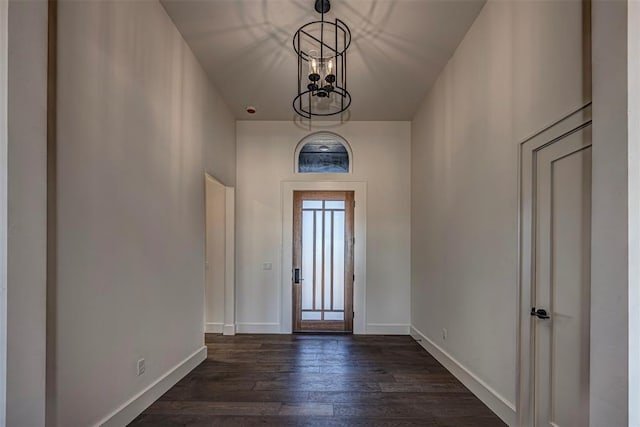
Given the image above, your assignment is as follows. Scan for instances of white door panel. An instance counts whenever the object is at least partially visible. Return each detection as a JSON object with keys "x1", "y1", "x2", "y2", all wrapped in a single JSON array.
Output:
[{"x1": 533, "y1": 127, "x2": 591, "y2": 427}]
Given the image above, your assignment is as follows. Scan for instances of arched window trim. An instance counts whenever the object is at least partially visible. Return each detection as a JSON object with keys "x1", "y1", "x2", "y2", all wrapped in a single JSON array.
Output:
[{"x1": 294, "y1": 131, "x2": 353, "y2": 175}]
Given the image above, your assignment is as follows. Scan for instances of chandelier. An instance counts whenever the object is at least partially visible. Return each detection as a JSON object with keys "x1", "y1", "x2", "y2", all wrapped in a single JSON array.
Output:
[{"x1": 293, "y1": 0, "x2": 351, "y2": 119}]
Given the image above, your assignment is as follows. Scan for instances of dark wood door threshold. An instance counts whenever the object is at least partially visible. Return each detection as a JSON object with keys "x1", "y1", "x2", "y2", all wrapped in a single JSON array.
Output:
[{"x1": 293, "y1": 330, "x2": 352, "y2": 335}]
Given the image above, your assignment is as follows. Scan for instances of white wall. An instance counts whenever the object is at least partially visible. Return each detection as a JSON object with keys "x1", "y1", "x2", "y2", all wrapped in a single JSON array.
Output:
[
  {"x1": 6, "y1": 1, "x2": 47, "y2": 425},
  {"x1": 628, "y1": 2, "x2": 640, "y2": 424},
  {"x1": 591, "y1": 1, "x2": 629, "y2": 425},
  {"x1": 236, "y1": 121, "x2": 411, "y2": 334},
  {"x1": 0, "y1": 1, "x2": 8, "y2": 425},
  {"x1": 410, "y1": 0, "x2": 588, "y2": 423},
  {"x1": 55, "y1": 1, "x2": 235, "y2": 425},
  {"x1": 622, "y1": 1, "x2": 640, "y2": 427}
]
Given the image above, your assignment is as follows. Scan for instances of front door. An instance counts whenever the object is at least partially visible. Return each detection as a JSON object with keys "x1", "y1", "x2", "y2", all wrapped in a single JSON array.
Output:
[
  {"x1": 293, "y1": 191, "x2": 354, "y2": 332},
  {"x1": 529, "y1": 124, "x2": 592, "y2": 426}
]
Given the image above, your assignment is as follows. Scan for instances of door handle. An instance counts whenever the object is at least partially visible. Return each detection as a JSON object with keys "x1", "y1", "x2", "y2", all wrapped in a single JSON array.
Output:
[
  {"x1": 530, "y1": 307, "x2": 550, "y2": 319},
  {"x1": 294, "y1": 268, "x2": 300, "y2": 284}
]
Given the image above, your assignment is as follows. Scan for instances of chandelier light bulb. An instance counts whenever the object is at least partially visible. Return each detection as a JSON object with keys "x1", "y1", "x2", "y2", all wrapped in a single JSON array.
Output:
[{"x1": 309, "y1": 50, "x2": 320, "y2": 83}]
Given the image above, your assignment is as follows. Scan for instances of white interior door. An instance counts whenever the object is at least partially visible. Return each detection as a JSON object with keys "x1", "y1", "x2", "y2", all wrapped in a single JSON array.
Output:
[{"x1": 532, "y1": 126, "x2": 591, "y2": 427}]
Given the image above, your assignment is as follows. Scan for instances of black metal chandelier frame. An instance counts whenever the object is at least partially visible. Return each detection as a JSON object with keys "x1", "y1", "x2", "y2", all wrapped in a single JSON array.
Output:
[{"x1": 292, "y1": 0, "x2": 351, "y2": 119}]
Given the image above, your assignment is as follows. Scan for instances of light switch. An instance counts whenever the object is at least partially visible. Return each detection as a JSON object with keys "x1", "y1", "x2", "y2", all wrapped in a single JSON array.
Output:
[{"x1": 263, "y1": 262, "x2": 272, "y2": 270}]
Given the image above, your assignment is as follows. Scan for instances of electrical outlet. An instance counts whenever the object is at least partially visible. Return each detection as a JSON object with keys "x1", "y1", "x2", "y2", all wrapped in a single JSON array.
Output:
[
  {"x1": 137, "y1": 358, "x2": 145, "y2": 376},
  {"x1": 442, "y1": 328, "x2": 447, "y2": 340}
]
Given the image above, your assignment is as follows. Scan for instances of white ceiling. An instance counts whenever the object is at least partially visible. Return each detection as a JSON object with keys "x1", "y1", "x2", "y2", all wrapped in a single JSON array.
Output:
[{"x1": 161, "y1": 0, "x2": 486, "y2": 121}]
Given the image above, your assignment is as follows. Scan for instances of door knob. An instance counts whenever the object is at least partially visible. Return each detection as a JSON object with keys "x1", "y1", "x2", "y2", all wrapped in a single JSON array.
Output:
[{"x1": 531, "y1": 307, "x2": 550, "y2": 319}]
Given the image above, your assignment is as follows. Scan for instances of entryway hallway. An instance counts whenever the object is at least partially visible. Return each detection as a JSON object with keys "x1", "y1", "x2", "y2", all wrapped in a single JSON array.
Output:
[{"x1": 130, "y1": 335, "x2": 504, "y2": 426}]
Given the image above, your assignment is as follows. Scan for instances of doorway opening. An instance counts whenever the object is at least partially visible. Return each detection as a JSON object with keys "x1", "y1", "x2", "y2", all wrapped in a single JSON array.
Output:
[
  {"x1": 204, "y1": 174, "x2": 235, "y2": 335},
  {"x1": 281, "y1": 181, "x2": 366, "y2": 334}
]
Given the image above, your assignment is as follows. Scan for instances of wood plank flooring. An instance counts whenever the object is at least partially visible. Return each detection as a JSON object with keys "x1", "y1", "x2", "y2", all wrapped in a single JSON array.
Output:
[{"x1": 129, "y1": 334, "x2": 506, "y2": 426}]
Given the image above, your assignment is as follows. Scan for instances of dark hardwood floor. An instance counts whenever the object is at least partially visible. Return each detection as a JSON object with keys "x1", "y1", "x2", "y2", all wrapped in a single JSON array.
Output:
[{"x1": 130, "y1": 334, "x2": 506, "y2": 426}]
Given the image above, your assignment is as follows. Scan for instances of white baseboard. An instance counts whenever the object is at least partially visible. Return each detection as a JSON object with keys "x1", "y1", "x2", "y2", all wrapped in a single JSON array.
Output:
[
  {"x1": 366, "y1": 323, "x2": 411, "y2": 335},
  {"x1": 223, "y1": 323, "x2": 236, "y2": 335},
  {"x1": 204, "y1": 322, "x2": 223, "y2": 333},
  {"x1": 410, "y1": 326, "x2": 516, "y2": 426},
  {"x1": 97, "y1": 346, "x2": 207, "y2": 427},
  {"x1": 235, "y1": 322, "x2": 281, "y2": 334}
]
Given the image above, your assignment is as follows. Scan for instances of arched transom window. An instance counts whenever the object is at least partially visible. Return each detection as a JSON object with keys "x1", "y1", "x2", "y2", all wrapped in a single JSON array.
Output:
[{"x1": 296, "y1": 132, "x2": 351, "y2": 174}]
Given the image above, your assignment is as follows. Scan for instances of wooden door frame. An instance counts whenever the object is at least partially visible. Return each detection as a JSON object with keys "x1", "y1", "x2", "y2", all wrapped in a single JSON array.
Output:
[
  {"x1": 516, "y1": 104, "x2": 592, "y2": 425},
  {"x1": 281, "y1": 181, "x2": 367, "y2": 334},
  {"x1": 292, "y1": 191, "x2": 354, "y2": 333}
]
